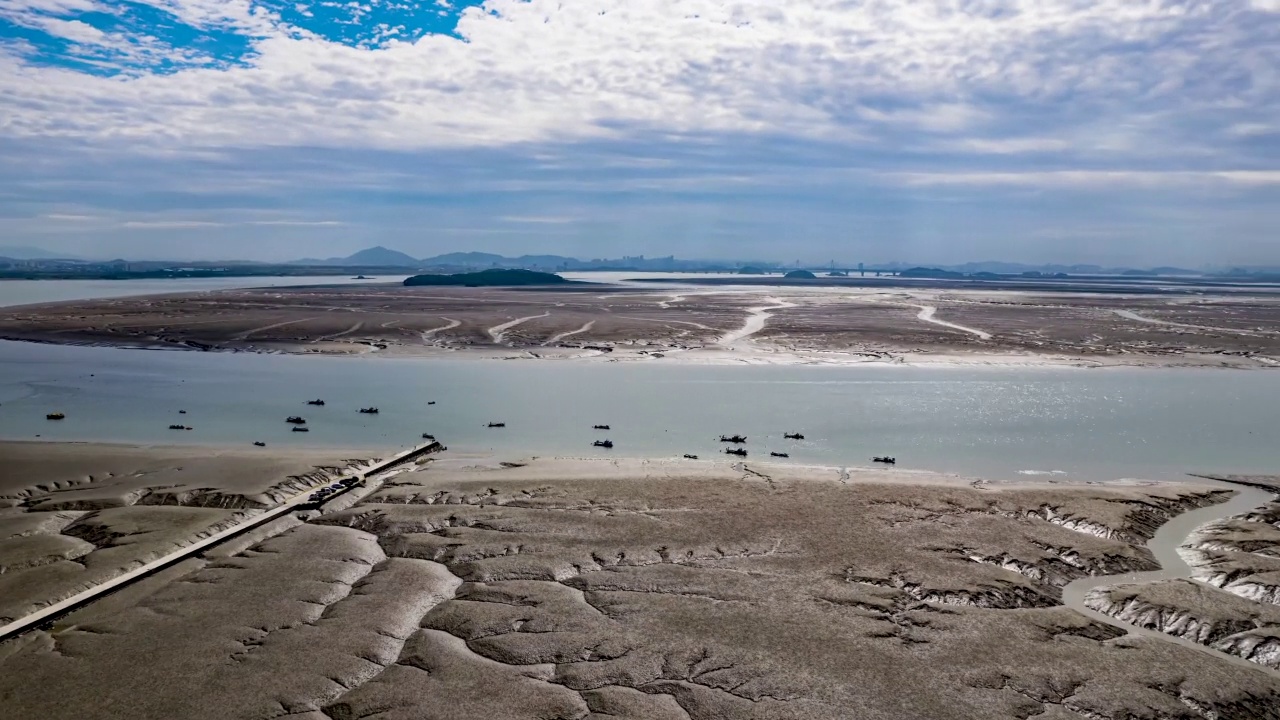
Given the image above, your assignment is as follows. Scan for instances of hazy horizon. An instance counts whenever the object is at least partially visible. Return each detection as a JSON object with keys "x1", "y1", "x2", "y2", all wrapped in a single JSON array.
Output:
[{"x1": 1, "y1": 1, "x2": 1277, "y2": 267}]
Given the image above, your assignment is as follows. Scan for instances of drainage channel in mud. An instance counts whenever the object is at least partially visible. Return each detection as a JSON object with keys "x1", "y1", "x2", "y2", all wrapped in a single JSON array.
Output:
[{"x1": 1061, "y1": 481, "x2": 1279, "y2": 675}]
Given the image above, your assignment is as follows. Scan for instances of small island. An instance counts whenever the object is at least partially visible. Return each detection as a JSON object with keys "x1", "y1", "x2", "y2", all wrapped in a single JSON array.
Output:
[
  {"x1": 784, "y1": 269, "x2": 817, "y2": 279},
  {"x1": 403, "y1": 268, "x2": 569, "y2": 287}
]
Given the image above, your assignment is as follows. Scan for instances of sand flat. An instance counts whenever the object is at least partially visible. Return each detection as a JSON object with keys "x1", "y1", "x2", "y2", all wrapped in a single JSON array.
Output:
[
  {"x1": 2, "y1": 283, "x2": 1278, "y2": 367},
  {"x1": 4, "y1": 454, "x2": 1280, "y2": 719},
  {"x1": 0, "y1": 441, "x2": 375, "y2": 622}
]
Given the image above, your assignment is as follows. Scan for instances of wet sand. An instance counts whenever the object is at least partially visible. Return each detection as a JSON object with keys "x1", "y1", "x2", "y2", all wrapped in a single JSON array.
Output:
[
  {"x1": 0, "y1": 441, "x2": 380, "y2": 623},
  {"x1": 2, "y1": 283, "x2": 1278, "y2": 367},
  {"x1": 4, "y1": 450, "x2": 1280, "y2": 719}
]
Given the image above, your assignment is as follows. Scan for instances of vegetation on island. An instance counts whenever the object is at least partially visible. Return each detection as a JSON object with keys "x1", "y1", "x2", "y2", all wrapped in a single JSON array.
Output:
[{"x1": 403, "y1": 269, "x2": 569, "y2": 287}]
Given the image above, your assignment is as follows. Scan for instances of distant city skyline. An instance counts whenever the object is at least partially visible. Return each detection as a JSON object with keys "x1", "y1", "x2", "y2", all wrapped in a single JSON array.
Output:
[{"x1": 1, "y1": 2, "x2": 1277, "y2": 266}]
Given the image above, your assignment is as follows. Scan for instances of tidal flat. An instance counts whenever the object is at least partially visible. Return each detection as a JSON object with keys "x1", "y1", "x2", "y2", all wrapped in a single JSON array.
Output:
[{"x1": 4, "y1": 450, "x2": 1280, "y2": 719}]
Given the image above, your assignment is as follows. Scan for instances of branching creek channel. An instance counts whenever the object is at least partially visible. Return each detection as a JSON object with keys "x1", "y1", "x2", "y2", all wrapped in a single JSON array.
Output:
[{"x1": 1061, "y1": 479, "x2": 1279, "y2": 676}]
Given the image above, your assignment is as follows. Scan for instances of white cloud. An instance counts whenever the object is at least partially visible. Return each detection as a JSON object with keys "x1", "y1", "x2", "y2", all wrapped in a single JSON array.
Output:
[
  {"x1": 887, "y1": 170, "x2": 1280, "y2": 187},
  {"x1": 0, "y1": 0, "x2": 1273, "y2": 158},
  {"x1": 122, "y1": 220, "x2": 225, "y2": 228}
]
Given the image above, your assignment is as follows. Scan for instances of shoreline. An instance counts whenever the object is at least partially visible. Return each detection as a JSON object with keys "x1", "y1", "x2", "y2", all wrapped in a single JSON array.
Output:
[{"x1": 2, "y1": 334, "x2": 1272, "y2": 370}]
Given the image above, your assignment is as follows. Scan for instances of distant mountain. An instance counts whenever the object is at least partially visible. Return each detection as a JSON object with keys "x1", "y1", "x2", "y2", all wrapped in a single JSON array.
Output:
[
  {"x1": 343, "y1": 246, "x2": 421, "y2": 267},
  {"x1": 0, "y1": 245, "x2": 77, "y2": 260},
  {"x1": 420, "y1": 251, "x2": 511, "y2": 267},
  {"x1": 291, "y1": 246, "x2": 421, "y2": 267}
]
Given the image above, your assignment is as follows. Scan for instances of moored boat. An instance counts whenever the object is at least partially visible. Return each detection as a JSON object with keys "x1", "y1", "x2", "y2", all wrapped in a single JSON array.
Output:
[
  {"x1": 724, "y1": 447, "x2": 748, "y2": 457},
  {"x1": 719, "y1": 434, "x2": 747, "y2": 444}
]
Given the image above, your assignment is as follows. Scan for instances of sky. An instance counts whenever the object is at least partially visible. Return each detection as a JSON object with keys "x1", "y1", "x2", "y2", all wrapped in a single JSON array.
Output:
[{"x1": 0, "y1": 1, "x2": 1278, "y2": 267}]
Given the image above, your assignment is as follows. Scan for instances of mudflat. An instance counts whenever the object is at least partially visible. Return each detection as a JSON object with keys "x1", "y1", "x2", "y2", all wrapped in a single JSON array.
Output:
[
  {"x1": 3, "y1": 453, "x2": 1280, "y2": 719},
  {"x1": 0, "y1": 441, "x2": 375, "y2": 622},
  {"x1": 1, "y1": 282, "x2": 1278, "y2": 366}
]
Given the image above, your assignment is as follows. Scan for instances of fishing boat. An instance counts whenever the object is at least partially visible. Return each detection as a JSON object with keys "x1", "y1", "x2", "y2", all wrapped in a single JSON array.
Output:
[
  {"x1": 168, "y1": 424, "x2": 192, "y2": 431},
  {"x1": 46, "y1": 412, "x2": 65, "y2": 420},
  {"x1": 488, "y1": 422, "x2": 506, "y2": 428},
  {"x1": 683, "y1": 454, "x2": 699, "y2": 460},
  {"x1": 593, "y1": 424, "x2": 611, "y2": 430},
  {"x1": 428, "y1": 401, "x2": 437, "y2": 405},
  {"x1": 719, "y1": 434, "x2": 747, "y2": 444},
  {"x1": 873, "y1": 456, "x2": 896, "y2": 465},
  {"x1": 724, "y1": 447, "x2": 748, "y2": 457},
  {"x1": 593, "y1": 440, "x2": 614, "y2": 449},
  {"x1": 253, "y1": 441, "x2": 266, "y2": 447},
  {"x1": 292, "y1": 426, "x2": 310, "y2": 433},
  {"x1": 784, "y1": 432, "x2": 804, "y2": 440},
  {"x1": 422, "y1": 433, "x2": 436, "y2": 440},
  {"x1": 286, "y1": 416, "x2": 306, "y2": 424},
  {"x1": 359, "y1": 407, "x2": 379, "y2": 414},
  {"x1": 307, "y1": 399, "x2": 326, "y2": 406},
  {"x1": 770, "y1": 452, "x2": 790, "y2": 458}
]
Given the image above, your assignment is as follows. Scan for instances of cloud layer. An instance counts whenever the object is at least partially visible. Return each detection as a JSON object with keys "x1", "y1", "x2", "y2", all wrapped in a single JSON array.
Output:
[{"x1": 1, "y1": 1, "x2": 1277, "y2": 264}]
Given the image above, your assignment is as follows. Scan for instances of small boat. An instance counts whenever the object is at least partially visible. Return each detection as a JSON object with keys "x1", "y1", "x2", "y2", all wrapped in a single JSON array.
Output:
[
  {"x1": 593, "y1": 424, "x2": 611, "y2": 430},
  {"x1": 784, "y1": 432, "x2": 804, "y2": 440},
  {"x1": 428, "y1": 401, "x2": 437, "y2": 406},
  {"x1": 683, "y1": 454, "x2": 699, "y2": 460},
  {"x1": 770, "y1": 452, "x2": 790, "y2": 458},
  {"x1": 488, "y1": 422, "x2": 506, "y2": 428},
  {"x1": 593, "y1": 439, "x2": 614, "y2": 449},
  {"x1": 724, "y1": 448, "x2": 748, "y2": 457},
  {"x1": 168, "y1": 424, "x2": 192, "y2": 431},
  {"x1": 286, "y1": 416, "x2": 306, "y2": 425},
  {"x1": 46, "y1": 412, "x2": 65, "y2": 420},
  {"x1": 422, "y1": 433, "x2": 436, "y2": 440},
  {"x1": 719, "y1": 435, "x2": 747, "y2": 444},
  {"x1": 292, "y1": 427, "x2": 310, "y2": 433},
  {"x1": 179, "y1": 410, "x2": 187, "y2": 415},
  {"x1": 253, "y1": 441, "x2": 266, "y2": 447},
  {"x1": 307, "y1": 399, "x2": 325, "y2": 406},
  {"x1": 359, "y1": 407, "x2": 379, "y2": 414},
  {"x1": 873, "y1": 456, "x2": 896, "y2": 465}
]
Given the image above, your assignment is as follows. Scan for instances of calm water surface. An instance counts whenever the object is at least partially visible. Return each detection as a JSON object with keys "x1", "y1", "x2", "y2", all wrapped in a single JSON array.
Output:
[
  {"x1": 0, "y1": 340, "x2": 1275, "y2": 482},
  {"x1": 0, "y1": 276, "x2": 408, "y2": 309}
]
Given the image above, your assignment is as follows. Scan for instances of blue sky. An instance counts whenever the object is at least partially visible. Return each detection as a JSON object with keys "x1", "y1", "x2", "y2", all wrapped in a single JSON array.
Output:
[{"x1": 1, "y1": 0, "x2": 1278, "y2": 265}]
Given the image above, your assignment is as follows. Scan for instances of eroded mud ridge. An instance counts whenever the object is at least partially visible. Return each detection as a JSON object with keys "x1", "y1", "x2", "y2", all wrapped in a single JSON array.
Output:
[
  {"x1": 1181, "y1": 489, "x2": 1280, "y2": 606},
  {"x1": 1086, "y1": 580, "x2": 1280, "y2": 668},
  {"x1": 0, "y1": 442, "x2": 373, "y2": 623},
  {"x1": 4, "y1": 464, "x2": 1278, "y2": 719},
  {"x1": 3, "y1": 283, "x2": 1278, "y2": 366}
]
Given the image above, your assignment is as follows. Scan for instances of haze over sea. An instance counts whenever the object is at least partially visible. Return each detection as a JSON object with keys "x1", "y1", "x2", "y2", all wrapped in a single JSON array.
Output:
[{"x1": 2, "y1": 277, "x2": 1276, "y2": 484}]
